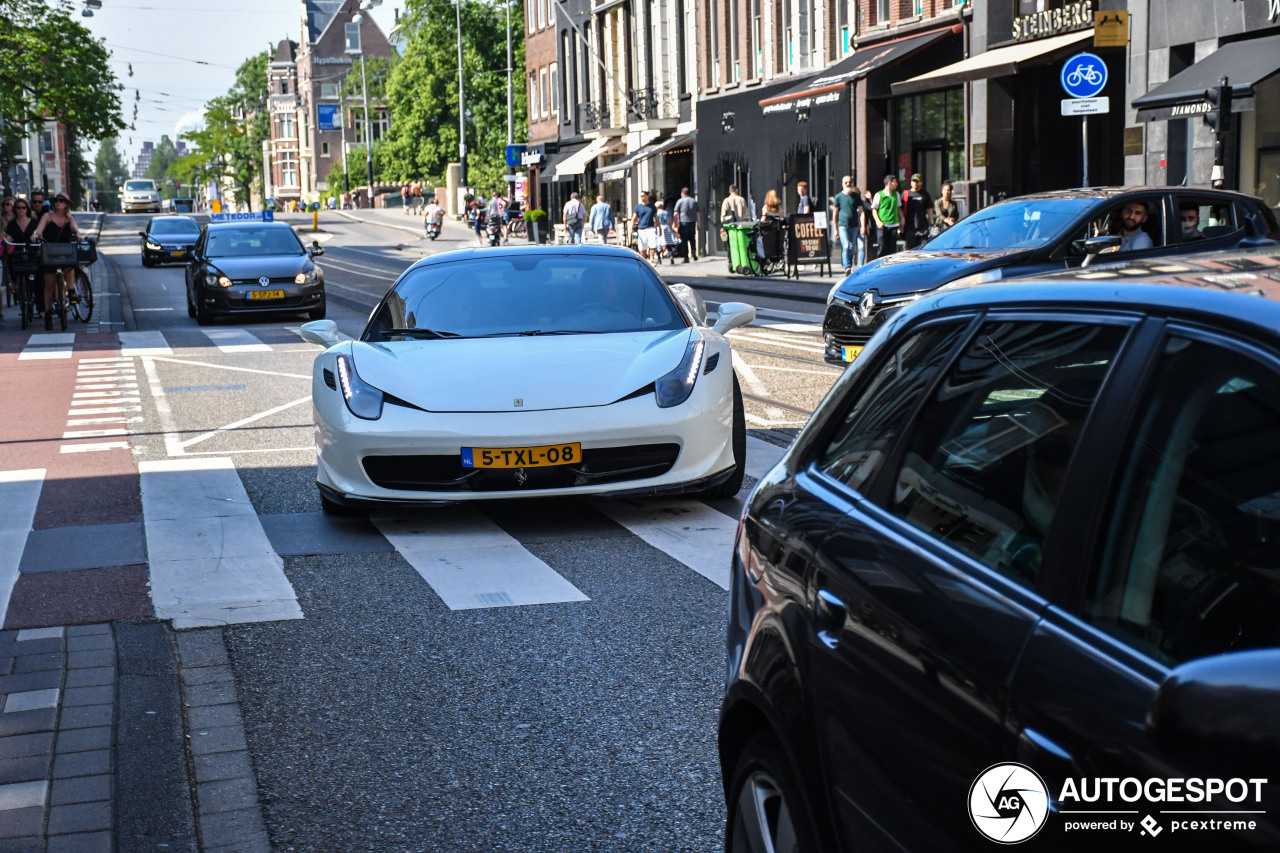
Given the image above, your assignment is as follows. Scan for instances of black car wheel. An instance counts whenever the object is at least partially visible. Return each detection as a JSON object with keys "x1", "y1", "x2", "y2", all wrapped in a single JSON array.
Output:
[
  {"x1": 726, "y1": 731, "x2": 819, "y2": 853},
  {"x1": 698, "y1": 374, "x2": 746, "y2": 500},
  {"x1": 194, "y1": 294, "x2": 212, "y2": 326},
  {"x1": 186, "y1": 288, "x2": 196, "y2": 318}
]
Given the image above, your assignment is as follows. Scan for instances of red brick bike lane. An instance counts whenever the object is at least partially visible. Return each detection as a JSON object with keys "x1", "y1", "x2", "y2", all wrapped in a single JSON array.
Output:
[{"x1": 0, "y1": 329, "x2": 151, "y2": 629}]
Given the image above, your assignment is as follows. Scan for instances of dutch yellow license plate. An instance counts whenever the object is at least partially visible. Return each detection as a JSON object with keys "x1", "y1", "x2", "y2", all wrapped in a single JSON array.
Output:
[
  {"x1": 842, "y1": 345, "x2": 864, "y2": 363},
  {"x1": 170, "y1": 250, "x2": 184, "y2": 257},
  {"x1": 462, "y1": 443, "x2": 582, "y2": 469},
  {"x1": 248, "y1": 290, "x2": 284, "y2": 300}
]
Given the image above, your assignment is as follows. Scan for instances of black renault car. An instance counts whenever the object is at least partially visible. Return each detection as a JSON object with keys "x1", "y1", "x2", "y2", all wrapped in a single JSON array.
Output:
[
  {"x1": 823, "y1": 187, "x2": 1280, "y2": 365},
  {"x1": 185, "y1": 220, "x2": 326, "y2": 324},
  {"x1": 725, "y1": 248, "x2": 1280, "y2": 852},
  {"x1": 140, "y1": 215, "x2": 202, "y2": 267}
]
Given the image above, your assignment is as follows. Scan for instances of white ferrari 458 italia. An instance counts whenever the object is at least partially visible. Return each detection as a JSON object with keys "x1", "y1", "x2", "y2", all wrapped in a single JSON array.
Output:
[{"x1": 299, "y1": 245, "x2": 755, "y2": 513}]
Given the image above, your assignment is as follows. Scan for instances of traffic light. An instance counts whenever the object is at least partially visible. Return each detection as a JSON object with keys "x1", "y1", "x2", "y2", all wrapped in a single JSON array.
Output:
[{"x1": 1203, "y1": 76, "x2": 1233, "y2": 188}]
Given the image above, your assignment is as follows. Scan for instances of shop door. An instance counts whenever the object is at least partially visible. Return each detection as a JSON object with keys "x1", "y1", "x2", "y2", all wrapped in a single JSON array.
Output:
[{"x1": 913, "y1": 144, "x2": 947, "y2": 198}]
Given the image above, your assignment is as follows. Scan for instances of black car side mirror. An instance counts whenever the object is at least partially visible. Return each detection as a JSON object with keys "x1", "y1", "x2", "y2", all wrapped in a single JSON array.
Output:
[
  {"x1": 309, "y1": 241, "x2": 324, "y2": 257},
  {"x1": 138, "y1": 231, "x2": 147, "y2": 238},
  {"x1": 1147, "y1": 649, "x2": 1280, "y2": 746},
  {"x1": 1081, "y1": 235, "x2": 1122, "y2": 267}
]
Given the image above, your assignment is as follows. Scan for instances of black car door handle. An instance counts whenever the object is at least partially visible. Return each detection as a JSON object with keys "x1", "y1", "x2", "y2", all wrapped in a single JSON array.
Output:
[{"x1": 815, "y1": 589, "x2": 848, "y2": 649}]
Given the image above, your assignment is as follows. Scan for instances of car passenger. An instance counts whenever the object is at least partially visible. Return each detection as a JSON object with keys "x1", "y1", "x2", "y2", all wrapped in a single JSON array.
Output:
[{"x1": 1180, "y1": 203, "x2": 1206, "y2": 241}]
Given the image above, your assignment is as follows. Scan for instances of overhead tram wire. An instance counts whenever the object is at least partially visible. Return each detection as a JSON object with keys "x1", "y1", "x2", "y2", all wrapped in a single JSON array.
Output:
[{"x1": 103, "y1": 42, "x2": 238, "y2": 69}]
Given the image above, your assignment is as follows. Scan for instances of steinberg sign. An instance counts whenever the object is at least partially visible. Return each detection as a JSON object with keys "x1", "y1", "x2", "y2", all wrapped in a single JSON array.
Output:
[{"x1": 1013, "y1": 0, "x2": 1094, "y2": 41}]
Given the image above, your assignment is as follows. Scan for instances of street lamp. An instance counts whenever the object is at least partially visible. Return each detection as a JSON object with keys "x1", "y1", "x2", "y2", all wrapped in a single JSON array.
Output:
[
  {"x1": 456, "y1": 0, "x2": 467, "y2": 189},
  {"x1": 348, "y1": 10, "x2": 375, "y2": 200}
]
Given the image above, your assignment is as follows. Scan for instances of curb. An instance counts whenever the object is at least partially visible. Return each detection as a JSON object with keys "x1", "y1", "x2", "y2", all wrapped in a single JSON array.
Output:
[{"x1": 332, "y1": 210, "x2": 425, "y2": 239}]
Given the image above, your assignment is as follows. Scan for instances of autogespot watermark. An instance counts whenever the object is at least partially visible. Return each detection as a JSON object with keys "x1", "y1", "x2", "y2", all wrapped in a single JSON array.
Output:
[{"x1": 968, "y1": 766, "x2": 1270, "y2": 844}]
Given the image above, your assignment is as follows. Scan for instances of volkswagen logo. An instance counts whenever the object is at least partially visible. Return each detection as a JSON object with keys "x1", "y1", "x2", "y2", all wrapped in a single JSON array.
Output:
[
  {"x1": 258, "y1": 276, "x2": 270, "y2": 286},
  {"x1": 856, "y1": 290, "x2": 878, "y2": 324},
  {"x1": 968, "y1": 763, "x2": 1050, "y2": 844}
]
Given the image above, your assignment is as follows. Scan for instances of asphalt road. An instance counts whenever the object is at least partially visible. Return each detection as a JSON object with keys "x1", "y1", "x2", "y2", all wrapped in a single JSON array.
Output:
[{"x1": 16, "y1": 212, "x2": 844, "y2": 851}]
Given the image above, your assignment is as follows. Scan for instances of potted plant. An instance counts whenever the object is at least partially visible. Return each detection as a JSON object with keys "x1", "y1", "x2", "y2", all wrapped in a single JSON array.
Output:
[{"x1": 524, "y1": 209, "x2": 548, "y2": 243}]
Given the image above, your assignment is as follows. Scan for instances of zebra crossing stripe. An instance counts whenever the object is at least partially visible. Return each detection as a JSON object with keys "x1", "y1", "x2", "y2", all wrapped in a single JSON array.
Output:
[
  {"x1": 593, "y1": 499, "x2": 740, "y2": 590},
  {"x1": 200, "y1": 329, "x2": 272, "y2": 353},
  {"x1": 0, "y1": 470, "x2": 45, "y2": 628},
  {"x1": 140, "y1": 457, "x2": 302, "y2": 629},
  {"x1": 118, "y1": 331, "x2": 173, "y2": 356},
  {"x1": 376, "y1": 509, "x2": 589, "y2": 610}
]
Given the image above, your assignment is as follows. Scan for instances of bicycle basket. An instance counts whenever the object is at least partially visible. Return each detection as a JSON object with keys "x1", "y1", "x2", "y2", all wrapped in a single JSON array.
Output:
[
  {"x1": 41, "y1": 242, "x2": 78, "y2": 267},
  {"x1": 76, "y1": 240, "x2": 98, "y2": 266},
  {"x1": 10, "y1": 245, "x2": 40, "y2": 273}
]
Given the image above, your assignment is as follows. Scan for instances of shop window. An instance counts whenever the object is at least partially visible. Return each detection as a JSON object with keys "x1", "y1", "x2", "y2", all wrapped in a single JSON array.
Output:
[
  {"x1": 837, "y1": 0, "x2": 850, "y2": 56},
  {"x1": 344, "y1": 23, "x2": 360, "y2": 53},
  {"x1": 749, "y1": 0, "x2": 762, "y2": 78},
  {"x1": 320, "y1": 83, "x2": 340, "y2": 100},
  {"x1": 886, "y1": 321, "x2": 1129, "y2": 590},
  {"x1": 783, "y1": 0, "x2": 795, "y2": 70},
  {"x1": 1088, "y1": 335, "x2": 1280, "y2": 665},
  {"x1": 709, "y1": 0, "x2": 720, "y2": 86}
]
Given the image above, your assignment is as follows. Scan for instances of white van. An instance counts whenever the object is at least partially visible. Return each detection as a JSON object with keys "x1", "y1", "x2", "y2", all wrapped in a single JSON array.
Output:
[{"x1": 121, "y1": 179, "x2": 161, "y2": 213}]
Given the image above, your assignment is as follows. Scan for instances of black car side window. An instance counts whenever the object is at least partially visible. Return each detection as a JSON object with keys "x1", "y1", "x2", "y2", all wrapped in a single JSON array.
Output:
[
  {"x1": 816, "y1": 324, "x2": 965, "y2": 495},
  {"x1": 883, "y1": 321, "x2": 1128, "y2": 589},
  {"x1": 1174, "y1": 196, "x2": 1236, "y2": 243},
  {"x1": 1087, "y1": 335, "x2": 1280, "y2": 666}
]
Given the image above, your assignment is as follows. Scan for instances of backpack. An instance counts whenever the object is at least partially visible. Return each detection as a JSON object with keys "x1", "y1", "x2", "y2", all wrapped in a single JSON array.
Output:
[{"x1": 566, "y1": 202, "x2": 582, "y2": 226}]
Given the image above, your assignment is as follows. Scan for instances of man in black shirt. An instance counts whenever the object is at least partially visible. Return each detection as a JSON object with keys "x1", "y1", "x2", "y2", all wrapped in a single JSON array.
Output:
[{"x1": 901, "y1": 173, "x2": 935, "y2": 250}]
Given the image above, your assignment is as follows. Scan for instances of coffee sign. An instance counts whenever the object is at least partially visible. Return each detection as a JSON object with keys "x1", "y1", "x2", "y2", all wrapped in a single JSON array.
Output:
[{"x1": 1013, "y1": 0, "x2": 1094, "y2": 42}]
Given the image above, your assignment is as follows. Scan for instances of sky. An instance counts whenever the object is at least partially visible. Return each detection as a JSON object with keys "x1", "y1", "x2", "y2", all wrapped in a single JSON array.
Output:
[{"x1": 78, "y1": 0, "x2": 400, "y2": 169}]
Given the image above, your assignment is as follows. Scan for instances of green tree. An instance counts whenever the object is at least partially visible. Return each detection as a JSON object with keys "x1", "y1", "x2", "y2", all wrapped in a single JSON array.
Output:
[
  {"x1": 379, "y1": 0, "x2": 525, "y2": 189},
  {"x1": 176, "y1": 52, "x2": 271, "y2": 210},
  {"x1": 93, "y1": 137, "x2": 129, "y2": 212},
  {"x1": 0, "y1": 0, "x2": 125, "y2": 147}
]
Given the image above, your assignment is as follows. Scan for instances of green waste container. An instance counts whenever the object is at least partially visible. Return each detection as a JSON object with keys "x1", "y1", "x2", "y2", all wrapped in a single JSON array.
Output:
[{"x1": 723, "y1": 222, "x2": 760, "y2": 275}]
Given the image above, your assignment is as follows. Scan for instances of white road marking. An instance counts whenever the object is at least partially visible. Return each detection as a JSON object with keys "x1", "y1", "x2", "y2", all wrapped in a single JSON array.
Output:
[
  {"x1": 376, "y1": 510, "x2": 589, "y2": 610},
  {"x1": 0, "y1": 470, "x2": 45, "y2": 627},
  {"x1": 18, "y1": 348, "x2": 71, "y2": 360},
  {"x1": 73, "y1": 391, "x2": 128, "y2": 399},
  {"x1": 25, "y1": 333, "x2": 75, "y2": 346},
  {"x1": 60, "y1": 442, "x2": 131, "y2": 453},
  {"x1": 179, "y1": 396, "x2": 310, "y2": 449},
  {"x1": 80, "y1": 357, "x2": 133, "y2": 364},
  {"x1": 746, "y1": 436, "x2": 787, "y2": 483},
  {"x1": 67, "y1": 417, "x2": 139, "y2": 427},
  {"x1": 133, "y1": 307, "x2": 174, "y2": 312},
  {"x1": 593, "y1": 499, "x2": 739, "y2": 590},
  {"x1": 142, "y1": 357, "x2": 184, "y2": 458},
  {"x1": 140, "y1": 457, "x2": 302, "y2": 629},
  {"x1": 745, "y1": 412, "x2": 808, "y2": 428},
  {"x1": 62, "y1": 429, "x2": 128, "y2": 439},
  {"x1": 148, "y1": 356, "x2": 309, "y2": 381},
  {"x1": 69, "y1": 405, "x2": 142, "y2": 416},
  {"x1": 71, "y1": 397, "x2": 140, "y2": 407},
  {"x1": 118, "y1": 330, "x2": 173, "y2": 356},
  {"x1": 200, "y1": 329, "x2": 271, "y2": 353}
]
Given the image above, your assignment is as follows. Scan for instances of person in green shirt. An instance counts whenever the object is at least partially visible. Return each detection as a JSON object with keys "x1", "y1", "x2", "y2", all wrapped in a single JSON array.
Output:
[{"x1": 871, "y1": 174, "x2": 901, "y2": 258}]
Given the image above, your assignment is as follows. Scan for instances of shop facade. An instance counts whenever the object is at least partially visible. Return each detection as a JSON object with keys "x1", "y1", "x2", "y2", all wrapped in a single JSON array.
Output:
[{"x1": 1130, "y1": 0, "x2": 1280, "y2": 213}]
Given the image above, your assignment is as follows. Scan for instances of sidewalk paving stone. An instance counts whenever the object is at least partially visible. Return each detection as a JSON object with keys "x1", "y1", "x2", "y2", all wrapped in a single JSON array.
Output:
[
  {"x1": 187, "y1": 703, "x2": 242, "y2": 730},
  {"x1": 189, "y1": 726, "x2": 248, "y2": 756},
  {"x1": 0, "y1": 672, "x2": 61, "y2": 695},
  {"x1": 46, "y1": 832, "x2": 112, "y2": 853},
  {"x1": 55, "y1": 726, "x2": 110, "y2": 754},
  {"x1": 64, "y1": 668, "x2": 113, "y2": 689},
  {"x1": 13, "y1": 653, "x2": 62, "y2": 674},
  {"x1": 57, "y1": 705, "x2": 111, "y2": 731},
  {"x1": 47, "y1": 799, "x2": 111, "y2": 834},
  {"x1": 193, "y1": 750, "x2": 254, "y2": 785},
  {"x1": 65, "y1": 635, "x2": 113, "y2": 653},
  {"x1": 198, "y1": 807, "x2": 267, "y2": 848},
  {"x1": 0, "y1": 732, "x2": 53, "y2": 759},
  {"x1": 181, "y1": 664, "x2": 234, "y2": 687},
  {"x1": 3, "y1": 689, "x2": 60, "y2": 714},
  {"x1": 0, "y1": 779, "x2": 46, "y2": 810},
  {"x1": 61, "y1": 687, "x2": 111, "y2": 708},
  {"x1": 176, "y1": 631, "x2": 230, "y2": 668},
  {"x1": 183, "y1": 680, "x2": 237, "y2": 707},
  {"x1": 0, "y1": 806, "x2": 42, "y2": 838},
  {"x1": 66, "y1": 650, "x2": 114, "y2": 670},
  {"x1": 52, "y1": 749, "x2": 110, "y2": 779},
  {"x1": 50, "y1": 774, "x2": 110, "y2": 806},
  {"x1": 0, "y1": 756, "x2": 49, "y2": 785},
  {"x1": 0, "y1": 709, "x2": 56, "y2": 737},
  {"x1": 197, "y1": 775, "x2": 259, "y2": 816},
  {"x1": 64, "y1": 626, "x2": 109, "y2": 638}
]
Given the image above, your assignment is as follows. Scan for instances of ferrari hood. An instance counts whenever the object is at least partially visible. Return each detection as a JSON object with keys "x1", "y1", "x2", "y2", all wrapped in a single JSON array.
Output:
[{"x1": 349, "y1": 329, "x2": 695, "y2": 412}]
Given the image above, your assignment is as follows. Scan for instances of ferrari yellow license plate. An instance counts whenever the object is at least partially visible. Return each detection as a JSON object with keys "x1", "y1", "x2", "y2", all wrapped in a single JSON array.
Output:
[
  {"x1": 248, "y1": 289, "x2": 284, "y2": 300},
  {"x1": 841, "y1": 345, "x2": 864, "y2": 363},
  {"x1": 462, "y1": 443, "x2": 582, "y2": 469}
]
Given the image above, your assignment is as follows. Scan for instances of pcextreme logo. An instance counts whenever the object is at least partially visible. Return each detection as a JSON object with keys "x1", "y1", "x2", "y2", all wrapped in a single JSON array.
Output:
[{"x1": 969, "y1": 763, "x2": 1051, "y2": 844}]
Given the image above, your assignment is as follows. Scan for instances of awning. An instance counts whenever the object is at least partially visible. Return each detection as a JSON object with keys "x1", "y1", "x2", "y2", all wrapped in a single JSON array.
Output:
[
  {"x1": 552, "y1": 137, "x2": 614, "y2": 180},
  {"x1": 761, "y1": 29, "x2": 954, "y2": 109},
  {"x1": 1132, "y1": 33, "x2": 1280, "y2": 121},
  {"x1": 891, "y1": 29, "x2": 1092, "y2": 95},
  {"x1": 597, "y1": 133, "x2": 695, "y2": 181}
]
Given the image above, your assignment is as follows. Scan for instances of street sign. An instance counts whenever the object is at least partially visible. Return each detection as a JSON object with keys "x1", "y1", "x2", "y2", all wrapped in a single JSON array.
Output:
[
  {"x1": 502, "y1": 174, "x2": 521, "y2": 182},
  {"x1": 1061, "y1": 97, "x2": 1110, "y2": 115},
  {"x1": 211, "y1": 211, "x2": 274, "y2": 222},
  {"x1": 505, "y1": 144, "x2": 526, "y2": 167},
  {"x1": 1061, "y1": 52, "x2": 1108, "y2": 99}
]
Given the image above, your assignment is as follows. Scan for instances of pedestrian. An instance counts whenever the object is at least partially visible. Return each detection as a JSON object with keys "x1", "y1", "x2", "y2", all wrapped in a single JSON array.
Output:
[
  {"x1": 871, "y1": 175, "x2": 901, "y2": 258},
  {"x1": 562, "y1": 192, "x2": 586, "y2": 244},
  {"x1": 901, "y1": 173, "x2": 935, "y2": 250},
  {"x1": 655, "y1": 200, "x2": 679, "y2": 263},
  {"x1": 632, "y1": 191, "x2": 659, "y2": 264},
  {"x1": 473, "y1": 192, "x2": 487, "y2": 245},
  {"x1": 673, "y1": 187, "x2": 700, "y2": 262},
  {"x1": 760, "y1": 189, "x2": 782, "y2": 221},
  {"x1": 0, "y1": 196, "x2": 13, "y2": 320},
  {"x1": 411, "y1": 181, "x2": 423, "y2": 214},
  {"x1": 588, "y1": 194, "x2": 614, "y2": 243},
  {"x1": 401, "y1": 183, "x2": 411, "y2": 215},
  {"x1": 796, "y1": 181, "x2": 813, "y2": 215},
  {"x1": 829, "y1": 176, "x2": 860, "y2": 275},
  {"x1": 719, "y1": 185, "x2": 748, "y2": 224},
  {"x1": 933, "y1": 180, "x2": 959, "y2": 233}
]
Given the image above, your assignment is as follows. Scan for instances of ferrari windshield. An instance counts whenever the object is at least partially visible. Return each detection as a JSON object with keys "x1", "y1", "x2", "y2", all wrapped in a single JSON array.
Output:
[
  {"x1": 205, "y1": 226, "x2": 305, "y2": 258},
  {"x1": 924, "y1": 198, "x2": 1094, "y2": 250},
  {"x1": 366, "y1": 254, "x2": 688, "y2": 340}
]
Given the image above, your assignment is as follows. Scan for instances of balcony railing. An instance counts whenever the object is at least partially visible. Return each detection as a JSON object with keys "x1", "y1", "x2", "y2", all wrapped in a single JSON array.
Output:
[
  {"x1": 579, "y1": 100, "x2": 612, "y2": 132},
  {"x1": 628, "y1": 87, "x2": 679, "y2": 122}
]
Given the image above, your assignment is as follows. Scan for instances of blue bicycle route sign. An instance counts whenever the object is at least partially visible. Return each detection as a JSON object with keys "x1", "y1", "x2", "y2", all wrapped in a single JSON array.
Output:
[{"x1": 1061, "y1": 52, "x2": 1108, "y2": 99}]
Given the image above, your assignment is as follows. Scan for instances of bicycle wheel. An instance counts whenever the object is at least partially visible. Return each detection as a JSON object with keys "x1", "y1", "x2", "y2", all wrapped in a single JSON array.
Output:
[
  {"x1": 73, "y1": 270, "x2": 94, "y2": 322},
  {"x1": 57, "y1": 277, "x2": 67, "y2": 331},
  {"x1": 17, "y1": 275, "x2": 30, "y2": 331}
]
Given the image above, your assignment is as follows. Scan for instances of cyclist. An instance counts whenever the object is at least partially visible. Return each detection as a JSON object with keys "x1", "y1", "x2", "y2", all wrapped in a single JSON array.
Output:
[
  {"x1": 4, "y1": 197, "x2": 40, "y2": 323},
  {"x1": 33, "y1": 193, "x2": 80, "y2": 330},
  {"x1": 1, "y1": 197, "x2": 12, "y2": 319}
]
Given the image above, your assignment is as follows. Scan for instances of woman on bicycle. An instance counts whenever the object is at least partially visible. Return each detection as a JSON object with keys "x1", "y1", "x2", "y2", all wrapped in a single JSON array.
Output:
[
  {"x1": 33, "y1": 193, "x2": 80, "y2": 330},
  {"x1": 1, "y1": 197, "x2": 13, "y2": 319},
  {"x1": 4, "y1": 198, "x2": 39, "y2": 323}
]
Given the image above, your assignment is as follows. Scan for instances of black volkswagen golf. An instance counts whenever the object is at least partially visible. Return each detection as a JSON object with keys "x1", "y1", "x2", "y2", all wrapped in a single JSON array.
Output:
[
  {"x1": 185, "y1": 220, "x2": 326, "y2": 324},
  {"x1": 140, "y1": 215, "x2": 201, "y2": 266},
  {"x1": 823, "y1": 187, "x2": 1280, "y2": 365},
  {"x1": 724, "y1": 248, "x2": 1280, "y2": 852}
]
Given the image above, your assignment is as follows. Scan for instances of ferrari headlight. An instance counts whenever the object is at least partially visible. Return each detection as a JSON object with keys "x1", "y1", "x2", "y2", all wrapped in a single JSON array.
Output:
[
  {"x1": 146, "y1": 241, "x2": 162, "y2": 251},
  {"x1": 295, "y1": 269, "x2": 319, "y2": 284},
  {"x1": 654, "y1": 338, "x2": 705, "y2": 409},
  {"x1": 335, "y1": 354, "x2": 384, "y2": 420}
]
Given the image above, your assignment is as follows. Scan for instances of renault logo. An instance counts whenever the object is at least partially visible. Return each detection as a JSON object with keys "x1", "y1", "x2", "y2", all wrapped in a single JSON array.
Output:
[
  {"x1": 856, "y1": 290, "x2": 878, "y2": 324},
  {"x1": 258, "y1": 276, "x2": 270, "y2": 286}
]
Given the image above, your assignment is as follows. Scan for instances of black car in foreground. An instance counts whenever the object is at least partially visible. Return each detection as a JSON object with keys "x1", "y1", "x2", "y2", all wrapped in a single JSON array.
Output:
[
  {"x1": 725, "y1": 248, "x2": 1280, "y2": 852},
  {"x1": 140, "y1": 215, "x2": 202, "y2": 267},
  {"x1": 823, "y1": 187, "x2": 1280, "y2": 365},
  {"x1": 185, "y1": 220, "x2": 326, "y2": 324}
]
